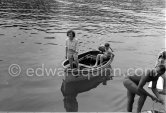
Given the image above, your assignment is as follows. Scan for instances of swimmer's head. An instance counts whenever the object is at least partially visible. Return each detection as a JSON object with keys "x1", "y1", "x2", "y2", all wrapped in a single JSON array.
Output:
[
  {"x1": 155, "y1": 64, "x2": 166, "y2": 76},
  {"x1": 159, "y1": 51, "x2": 166, "y2": 60}
]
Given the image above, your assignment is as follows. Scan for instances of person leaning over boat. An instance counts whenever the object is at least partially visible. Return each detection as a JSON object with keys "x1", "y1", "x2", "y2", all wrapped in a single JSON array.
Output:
[
  {"x1": 155, "y1": 51, "x2": 166, "y2": 94},
  {"x1": 65, "y1": 30, "x2": 79, "y2": 69},
  {"x1": 93, "y1": 43, "x2": 114, "y2": 67},
  {"x1": 123, "y1": 64, "x2": 165, "y2": 113}
]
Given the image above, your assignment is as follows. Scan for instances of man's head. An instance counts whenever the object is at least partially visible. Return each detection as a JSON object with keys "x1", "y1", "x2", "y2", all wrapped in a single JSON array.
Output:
[
  {"x1": 104, "y1": 43, "x2": 110, "y2": 50},
  {"x1": 155, "y1": 64, "x2": 166, "y2": 76}
]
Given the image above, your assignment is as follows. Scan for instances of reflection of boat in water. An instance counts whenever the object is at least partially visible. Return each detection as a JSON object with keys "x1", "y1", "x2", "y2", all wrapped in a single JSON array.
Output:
[{"x1": 61, "y1": 50, "x2": 114, "y2": 112}]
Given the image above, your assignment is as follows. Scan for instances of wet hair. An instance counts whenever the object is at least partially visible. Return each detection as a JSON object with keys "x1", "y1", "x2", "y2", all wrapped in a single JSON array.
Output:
[
  {"x1": 160, "y1": 51, "x2": 166, "y2": 59},
  {"x1": 104, "y1": 43, "x2": 110, "y2": 48},
  {"x1": 67, "y1": 30, "x2": 75, "y2": 38},
  {"x1": 156, "y1": 64, "x2": 166, "y2": 74},
  {"x1": 98, "y1": 45, "x2": 105, "y2": 53}
]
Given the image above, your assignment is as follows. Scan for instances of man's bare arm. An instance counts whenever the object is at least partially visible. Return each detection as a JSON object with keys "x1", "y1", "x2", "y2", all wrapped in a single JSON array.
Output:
[
  {"x1": 152, "y1": 80, "x2": 164, "y2": 104},
  {"x1": 137, "y1": 74, "x2": 156, "y2": 99}
]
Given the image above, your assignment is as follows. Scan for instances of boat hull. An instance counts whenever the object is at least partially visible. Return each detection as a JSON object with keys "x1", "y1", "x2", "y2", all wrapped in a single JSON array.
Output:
[{"x1": 61, "y1": 50, "x2": 113, "y2": 96}]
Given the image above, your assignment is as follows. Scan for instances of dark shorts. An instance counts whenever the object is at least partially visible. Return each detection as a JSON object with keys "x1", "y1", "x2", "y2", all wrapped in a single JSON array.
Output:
[
  {"x1": 67, "y1": 53, "x2": 78, "y2": 61},
  {"x1": 123, "y1": 77, "x2": 139, "y2": 89}
]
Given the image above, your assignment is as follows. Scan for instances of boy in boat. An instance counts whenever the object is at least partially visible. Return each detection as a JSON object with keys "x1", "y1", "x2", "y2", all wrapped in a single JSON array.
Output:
[
  {"x1": 123, "y1": 64, "x2": 165, "y2": 113},
  {"x1": 65, "y1": 30, "x2": 79, "y2": 69},
  {"x1": 93, "y1": 43, "x2": 114, "y2": 67}
]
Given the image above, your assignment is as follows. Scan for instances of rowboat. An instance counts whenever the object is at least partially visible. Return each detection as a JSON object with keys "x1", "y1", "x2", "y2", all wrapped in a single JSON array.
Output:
[{"x1": 61, "y1": 50, "x2": 114, "y2": 96}]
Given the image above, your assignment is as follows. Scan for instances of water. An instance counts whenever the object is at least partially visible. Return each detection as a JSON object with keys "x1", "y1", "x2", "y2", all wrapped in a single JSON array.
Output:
[{"x1": 0, "y1": 0, "x2": 165, "y2": 112}]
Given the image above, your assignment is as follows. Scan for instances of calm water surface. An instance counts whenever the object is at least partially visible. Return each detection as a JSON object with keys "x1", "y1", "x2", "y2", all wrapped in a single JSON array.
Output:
[{"x1": 0, "y1": 0, "x2": 165, "y2": 112}]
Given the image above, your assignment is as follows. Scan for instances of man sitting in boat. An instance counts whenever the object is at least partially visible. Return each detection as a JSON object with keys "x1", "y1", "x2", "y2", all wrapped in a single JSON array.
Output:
[
  {"x1": 65, "y1": 30, "x2": 79, "y2": 69},
  {"x1": 93, "y1": 43, "x2": 114, "y2": 67}
]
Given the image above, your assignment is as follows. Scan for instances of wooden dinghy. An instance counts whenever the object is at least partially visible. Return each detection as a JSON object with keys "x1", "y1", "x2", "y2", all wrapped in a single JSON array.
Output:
[{"x1": 61, "y1": 50, "x2": 114, "y2": 96}]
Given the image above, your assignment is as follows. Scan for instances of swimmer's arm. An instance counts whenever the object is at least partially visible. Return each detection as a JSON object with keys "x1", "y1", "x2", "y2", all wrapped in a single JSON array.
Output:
[
  {"x1": 137, "y1": 74, "x2": 154, "y2": 98},
  {"x1": 151, "y1": 80, "x2": 158, "y2": 96},
  {"x1": 152, "y1": 80, "x2": 164, "y2": 104}
]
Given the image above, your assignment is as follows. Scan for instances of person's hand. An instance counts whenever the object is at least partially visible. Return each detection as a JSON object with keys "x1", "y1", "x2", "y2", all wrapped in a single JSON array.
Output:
[
  {"x1": 151, "y1": 96, "x2": 159, "y2": 102},
  {"x1": 158, "y1": 98, "x2": 165, "y2": 105},
  {"x1": 151, "y1": 96, "x2": 165, "y2": 104}
]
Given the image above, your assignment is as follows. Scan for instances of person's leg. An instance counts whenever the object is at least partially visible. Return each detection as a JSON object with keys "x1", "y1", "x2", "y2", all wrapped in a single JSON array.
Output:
[
  {"x1": 123, "y1": 78, "x2": 145, "y2": 112},
  {"x1": 68, "y1": 53, "x2": 73, "y2": 69},
  {"x1": 100, "y1": 55, "x2": 104, "y2": 65},
  {"x1": 75, "y1": 59, "x2": 79, "y2": 69},
  {"x1": 73, "y1": 53, "x2": 79, "y2": 69},
  {"x1": 137, "y1": 95, "x2": 147, "y2": 113},
  {"x1": 69, "y1": 58, "x2": 73, "y2": 69},
  {"x1": 63, "y1": 96, "x2": 78, "y2": 112},
  {"x1": 100, "y1": 55, "x2": 107, "y2": 65},
  {"x1": 127, "y1": 90, "x2": 135, "y2": 112},
  {"x1": 94, "y1": 54, "x2": 101, "y2": 67}
]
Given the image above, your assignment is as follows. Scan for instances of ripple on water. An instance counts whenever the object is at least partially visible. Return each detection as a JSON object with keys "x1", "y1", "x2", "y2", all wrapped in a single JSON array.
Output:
[
  {"x1": 0, "y1": 0, "x2": 165, "y2": 112},
  {"x1": 131, "y1": 34, "x2": 160, "y2": 38},
  {"x1": 108, "y1": 41, "x2": 124, "y2": 43},
  {"x1": 44, "y1": 43, "x2": 58, "y2": 45},
  {"x1": 44, "y1": 37, "x2": 55, "y2": 39},
  {"x1": 34, "y1": 42, "x2": 42, "y2": 45},
  {"x1": 30, "y1": 32, "x2": 38, "y2": 34},
  {"x1": 19, "y1": 27, "x2": 31, "y2": 30},
  {"x1": 34, "y1": 28, "x2": 47, "y2": 32}
]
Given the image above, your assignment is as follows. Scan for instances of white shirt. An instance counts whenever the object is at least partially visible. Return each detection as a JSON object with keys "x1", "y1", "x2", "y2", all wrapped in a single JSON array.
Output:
[{"x1": 66, "y1": 38, "x2": 78, "y2": 53}]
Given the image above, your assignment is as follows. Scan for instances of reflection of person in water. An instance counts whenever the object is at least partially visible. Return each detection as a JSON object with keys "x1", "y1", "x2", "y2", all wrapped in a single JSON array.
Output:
[
  {"x1": 61, "y1": 80, "x2": 78, "y2": 112},
  {"x1": 63, "y1": 96, "x2": 78, "y2": 112},
  {"x1": 61, "y1": 73, "x2": 111, "y2": 112}
]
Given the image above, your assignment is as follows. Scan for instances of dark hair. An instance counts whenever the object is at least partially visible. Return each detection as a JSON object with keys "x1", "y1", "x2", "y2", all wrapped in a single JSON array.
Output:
[
  {"x1": 98, "y1": 46, "x2": 105, "y2": 53},
  {"x1": 157, "y1": 64, "x2": 166, "y2": 74},
  {"x1": 67, "y1": 30, "x2": 75, "y2": 38},
  {"x1": 161, "y1": 51, "x2": 166, "y2": 59},
  {"x1": 104, "y1": 43, "x2": 110, "y2": 48}
]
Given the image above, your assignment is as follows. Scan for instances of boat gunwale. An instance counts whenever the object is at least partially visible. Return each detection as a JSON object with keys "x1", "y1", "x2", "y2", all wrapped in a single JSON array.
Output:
[{"x1": 62, "y1": 50, "x2": 113, "y2": 73}]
